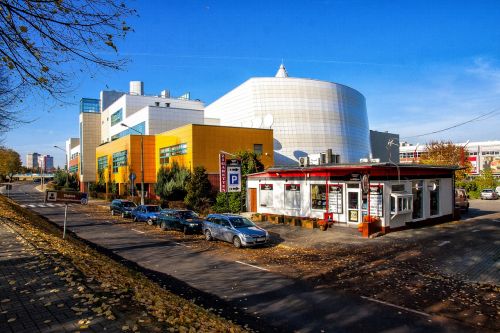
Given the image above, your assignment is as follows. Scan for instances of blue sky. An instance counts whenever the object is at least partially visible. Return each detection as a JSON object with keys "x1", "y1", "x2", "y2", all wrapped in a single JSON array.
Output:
[{"x1": 5, "y1": 0, "x2": 500, "y2": 167}]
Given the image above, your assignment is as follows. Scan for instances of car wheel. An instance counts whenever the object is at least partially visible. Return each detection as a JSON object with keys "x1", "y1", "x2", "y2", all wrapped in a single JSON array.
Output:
[
  {"x1": 121, "y1": 212, "x2": 126, "y2": 218},
  {"x1": 111, "y1": 210, "x2": 115, "y2": 216},
  {"x1": 160, "y1": 221, "x2": 167, "y2": 230},
  {"x1": 147, "y1": 218, "x2": 154, "y2": 226},
  {"x1": 205, "y1": 230, "x2": 213, "y2": 241},
  {"x1": 233, "y1": 236, "x2": 242, "y2": 248},
  {"x1": 183, "y1": 226, "x2": 189, "y2": 235},
  {"x1": 133, "y1": 216, "x2": 138, "y2": 222}
]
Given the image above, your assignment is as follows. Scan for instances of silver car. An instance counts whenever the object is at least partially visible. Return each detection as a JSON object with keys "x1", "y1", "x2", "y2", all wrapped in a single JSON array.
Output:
[
  {"x1": 480, "y1": 189, "x2": 498, "y2": 200},
  {"x1": 203, "y1": 214, "x2": 269, "y2": 248}
]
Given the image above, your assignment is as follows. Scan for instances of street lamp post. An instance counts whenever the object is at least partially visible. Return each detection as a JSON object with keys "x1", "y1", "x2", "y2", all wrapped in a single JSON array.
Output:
[
  {"x1": 121, "y1": 123, "x2": 144, "y2": 205},
  {"x1": 54, "y1": 145, "x2": 69, "y2": 187}
]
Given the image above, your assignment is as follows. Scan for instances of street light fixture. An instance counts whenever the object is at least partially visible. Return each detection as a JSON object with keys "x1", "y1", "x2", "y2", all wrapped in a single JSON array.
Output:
[
  {"x1": 121, "y1": 123, "x2": 144, "y2": 205},
  {"x1": 54, "y1": 145, "x2": 69, "y2": 187},
  {"x1": 53, "y1": 145, "x2": 67, "y2": 170}
]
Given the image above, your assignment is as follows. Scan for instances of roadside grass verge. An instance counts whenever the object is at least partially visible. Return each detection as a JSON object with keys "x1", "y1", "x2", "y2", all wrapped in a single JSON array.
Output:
[{"x1": 0, "y1": 195, "x2": 248, "y2": 332}]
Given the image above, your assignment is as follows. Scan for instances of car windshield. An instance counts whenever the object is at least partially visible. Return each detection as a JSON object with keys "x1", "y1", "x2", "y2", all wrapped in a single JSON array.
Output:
[
  {"x1": 123, "y1": 202, "x2": 136, "y2": 207},
  {"x1": 483, "y1": 190, "x2": 492, "y2": 193},
  {"x1": 178, "y1": 211, "x2": 198, "y2": 219},
  {"x1": 146, "y1": 206, "x2": 160, "y2": 212},
  {"x1": 229, "y1": 217, "x2": 255, "y2": 228}
]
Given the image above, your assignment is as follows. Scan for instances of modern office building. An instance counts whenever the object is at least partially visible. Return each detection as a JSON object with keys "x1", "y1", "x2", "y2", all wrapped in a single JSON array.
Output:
[
  {"x1": 66, "y1": 138, "x2": 80, "y2": 174},
  {"x1": 95, "y1": 124, "x2": 274, "y2": 196},
  {"x1": 37, "y1": 155, "x2": 54, "y2": 172},
  {"x1": 26, "y1": 152, "x2": 40, "y2": 169},
  {"x1": 77, "y1": 81, "x2": 207, "y2": 192},
  {"x1": 399, "y1": 140, "x2": 500, "y2": 176},
  {"x1": 205, "y1": 64, "x2": 372, "y2": 166}
]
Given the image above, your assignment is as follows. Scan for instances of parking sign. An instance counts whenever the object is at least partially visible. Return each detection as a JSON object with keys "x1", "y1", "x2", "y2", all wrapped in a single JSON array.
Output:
[{"x1": 227, "y1": 162, "x2": 241, "y2": 192}]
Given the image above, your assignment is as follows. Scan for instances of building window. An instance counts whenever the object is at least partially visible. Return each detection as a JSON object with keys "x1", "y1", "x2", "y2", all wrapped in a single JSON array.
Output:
[
  {"x1": 284, "y1": 184, "x2": 300, "y2": 209},
  {"x1": 165, "y1": 103, "x2": 170, "y2": 107},
  {"x1": 110, "y1": 108, "x2": 123, "y2": 126},
  {"x1": 111, "y1": 122, "x2": 145, "y2": 141},
  {"x1": 259, "y1": 184, "x2": 273, "y2": 207},
  {"x1": 311, "y1": 184, "x2": 326, "y2": 210},
  {"x1": 112, "y1": 150, "x2": 127, "y2": 173},
  {"x1": 97, "y1": 156, "x2": 108, "y2": 172},
  {"x1": 154, "y1": 102, "x2": 159, "y2": 106},
  {"x1": 254, "y1": 144, "x2": 263, "y2": 155},
  {"x1": 80, "y1": 98, "x2": 100, "y2": 113},
  {"x1": 159, "y1": 143, "x2": 187, "y2": 165},
  {"x1": 412, "y1": 180, "x2": 423, "y2": 219}
]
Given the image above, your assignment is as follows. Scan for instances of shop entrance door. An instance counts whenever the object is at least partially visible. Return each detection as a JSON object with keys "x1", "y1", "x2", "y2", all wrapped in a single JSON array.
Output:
[
  {"x1": 248, "y1": 188, "x2": 257, "y2": 212},
  {"x1": 347, "y1": 185, "x2": 360, "y2": 223}
]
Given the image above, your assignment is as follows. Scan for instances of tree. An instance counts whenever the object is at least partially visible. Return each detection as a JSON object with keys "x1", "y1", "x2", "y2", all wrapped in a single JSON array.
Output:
[
  {"x1": 184, "y1": 166, "x2": 213, "y2": 212},
  {"x1": 419, "y1": 141, "x2": 472, "y2": 181},
  {"x1": 213, "y1": 151, "x2": 264, "y2": 213},
  {"x1": 475, "y1": 169, "x2": 497, "y2": 191},
  {"x1": 0, "y1": 146, "x2": 22, "y2": 180},
  {"x1": 0, "y1": 0, "x2": 135, "y2": 133},
  {"x1": 155, "y1": 162, "x2": 190, "y2": 202}
]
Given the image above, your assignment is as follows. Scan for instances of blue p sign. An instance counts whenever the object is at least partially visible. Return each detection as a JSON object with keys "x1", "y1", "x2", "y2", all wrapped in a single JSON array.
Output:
[{"x1": 230, "y1": 174, "x2": 239, "y2": 185}]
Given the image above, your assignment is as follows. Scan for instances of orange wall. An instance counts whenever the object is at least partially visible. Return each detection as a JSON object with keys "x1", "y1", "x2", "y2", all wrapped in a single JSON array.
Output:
[{"x1": 95, "y1": 135, "x2": 156, "y2": 184}]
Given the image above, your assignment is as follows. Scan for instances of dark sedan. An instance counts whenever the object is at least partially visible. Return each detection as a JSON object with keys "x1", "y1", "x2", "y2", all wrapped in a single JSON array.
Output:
[{"x1": 157, "y1": 209, "x2": 203, "y2": 234}]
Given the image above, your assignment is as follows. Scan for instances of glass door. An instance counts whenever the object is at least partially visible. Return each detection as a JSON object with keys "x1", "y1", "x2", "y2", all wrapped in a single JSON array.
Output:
[{"x1": 347, "y1": 184, "x2": 360, "y2": 223}]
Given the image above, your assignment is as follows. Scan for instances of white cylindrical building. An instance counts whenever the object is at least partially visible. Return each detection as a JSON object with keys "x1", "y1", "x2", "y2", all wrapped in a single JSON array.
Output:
[{"x1": 205, "y1": 65, "x2": 371, "y2": 165}]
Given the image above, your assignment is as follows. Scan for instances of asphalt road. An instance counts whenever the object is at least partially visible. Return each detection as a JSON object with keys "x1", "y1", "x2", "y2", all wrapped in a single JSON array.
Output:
[{"x1": 2, "y1": 182, "x2": 478, "y2": 333}]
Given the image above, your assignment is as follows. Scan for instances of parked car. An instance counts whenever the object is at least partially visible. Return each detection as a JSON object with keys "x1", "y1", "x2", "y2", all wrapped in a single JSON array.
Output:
[
  {"x1": 110, "y1": 199, "x2": 137, "y2": 218},
  {"x1": 454, "y1": 188, "x2": 469, "y2": 212},
  {"x1": 157, "y1": 209, "x2": 203, "y2": 234},
  {"x1": 496, "y1": 186, "x2": 500, "y2": 196},
  {"x1": 480, "y1": 189, "x2": 499, "y2": 200},
  {"x1": 131, "y1": 205, "x2": 161, "y2": 224},
  {"x1": 203, "y1": 214, "x2": 269, "y2": 248}
]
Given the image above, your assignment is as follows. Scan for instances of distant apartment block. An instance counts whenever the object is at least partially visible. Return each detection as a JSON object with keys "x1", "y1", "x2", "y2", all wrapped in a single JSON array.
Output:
[{"x1": 26, "y1": 152, "x2": 40, "y2": 169}]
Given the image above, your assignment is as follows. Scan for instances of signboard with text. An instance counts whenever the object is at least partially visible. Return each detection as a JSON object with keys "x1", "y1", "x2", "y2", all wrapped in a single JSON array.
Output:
[
  {"x1": 227, "y1": 159, "x2": 241, "y2": 192},
  {"x1": 219, "y1": 154, "x2": 227, "y2": 192},
  {"x1": 45, "y1": 190, "x2": 88, "y2": 205},
  {"x1": 369, "y1": 184, "x2": 383, "y2": 217},
  {"x1": 328, "y1": 184, "x2": 343, "y2": 214}
]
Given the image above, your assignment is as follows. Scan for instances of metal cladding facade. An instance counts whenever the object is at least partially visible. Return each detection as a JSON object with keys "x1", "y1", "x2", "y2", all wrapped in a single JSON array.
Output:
[{"x1": 205, "y1": 70, "x2": 371, "y2": 165}]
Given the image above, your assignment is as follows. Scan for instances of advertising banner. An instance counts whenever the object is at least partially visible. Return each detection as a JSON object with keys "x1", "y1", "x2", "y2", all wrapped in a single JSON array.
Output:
[{"x1": 219, "y1": 154, "x2": 227, "y2": 192}]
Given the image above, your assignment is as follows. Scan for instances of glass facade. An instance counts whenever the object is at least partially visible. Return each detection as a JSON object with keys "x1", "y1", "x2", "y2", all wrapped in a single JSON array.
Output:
[
  {"x1": 159, "y1": 143, "x2": 187, "y2": 165},
  {"x1": 111, "y1": 122, "x2": 145, "y2": 141},
  {"x1": 110, "y1": 108, "x2": 123, "y2": 126},
  {"x1": 80, "y1": 98, "x2": 100, "y2": 113},
  {"x1": 112, "y1": 150, "x2": 127, "y2": 173},
  {"x1": 97, "y1": 156, "x2": 108, "y2": 172}
]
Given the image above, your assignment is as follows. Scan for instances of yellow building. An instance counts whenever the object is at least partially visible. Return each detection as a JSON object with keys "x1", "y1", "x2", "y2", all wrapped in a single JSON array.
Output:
[
  {"x1": 95, "y1": 124, "x2": 273, "y2": 197},
  {"x1": 96, "y1": 135, "x2": 156, "y2": 196}
]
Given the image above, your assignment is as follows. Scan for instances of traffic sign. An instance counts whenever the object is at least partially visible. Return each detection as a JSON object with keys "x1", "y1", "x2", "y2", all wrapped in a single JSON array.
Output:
[
  {"x1": 227, "y1": 164, "x2": 241, "y2": 192},
  {"x1": 45, "y1": 190, "x2": 88, "y2": 205},
  {"x1": 129, "y1": 172, "x2": 136, "y2": 182}
]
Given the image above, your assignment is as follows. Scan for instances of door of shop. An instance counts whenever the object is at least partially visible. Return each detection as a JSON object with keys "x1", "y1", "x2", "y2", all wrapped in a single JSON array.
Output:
[
  {"x1": 248, "y1": 188, "x2": 257, "y2": 212},
  {"x1": 347, "y1": 184, "x2": 360, "y2": 223}
]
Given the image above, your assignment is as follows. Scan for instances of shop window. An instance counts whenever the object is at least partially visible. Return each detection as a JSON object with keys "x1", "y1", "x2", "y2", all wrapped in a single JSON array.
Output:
[
  {"x1": 328, "y1": 185, "x2": 343, "y2": 214},
  {"x1": 284, "y1": 184, "x2": 300, "y2": 209},
  {"x1": 259, "y1": 184, "x2": 273, "y2": 207},
  {"x1": 390, "y1": 193, "x2": 413, "y2": 215},
  {"x1": 311, "y1": 184, "x2": 326, "y2": 210}
]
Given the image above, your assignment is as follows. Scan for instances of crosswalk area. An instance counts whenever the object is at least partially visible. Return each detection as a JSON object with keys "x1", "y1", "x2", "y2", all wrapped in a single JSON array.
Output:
[{"x1": 20, "y1": 203, "x2": 73, "y2": 208}]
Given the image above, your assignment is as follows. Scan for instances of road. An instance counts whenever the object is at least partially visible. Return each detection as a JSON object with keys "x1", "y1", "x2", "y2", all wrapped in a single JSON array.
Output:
[{"x1": 3, "y1": 182, "x2": 479, "y2": 332}]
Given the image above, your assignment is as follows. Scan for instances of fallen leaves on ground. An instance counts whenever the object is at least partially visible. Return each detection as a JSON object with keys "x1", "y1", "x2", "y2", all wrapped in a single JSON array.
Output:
[{"x1": 0, "y1": 195, "x2": 248, "y2": 333}]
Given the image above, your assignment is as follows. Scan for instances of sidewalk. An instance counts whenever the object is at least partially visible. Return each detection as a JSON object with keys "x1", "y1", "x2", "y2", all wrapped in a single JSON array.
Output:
[{"x1": 0, "y1": 221, "x2": 161, "y2": 333}]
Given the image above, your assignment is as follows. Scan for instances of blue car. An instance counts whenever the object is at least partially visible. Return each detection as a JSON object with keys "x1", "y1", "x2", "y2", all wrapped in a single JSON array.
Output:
[
  {"x1": 131, "y1": 205, "x2": 161, "y2": 225},
  {"x1": 203, "y1": 214, "x2": 269, "y2": 248}
]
